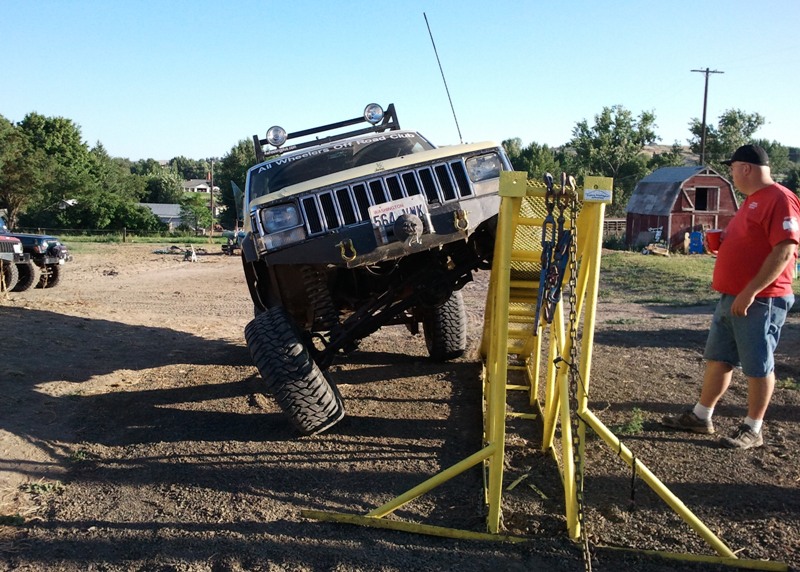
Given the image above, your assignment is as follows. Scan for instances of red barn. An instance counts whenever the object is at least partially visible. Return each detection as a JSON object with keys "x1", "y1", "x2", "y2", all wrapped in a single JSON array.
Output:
[{"x1": 626, "y1": 166, "x2": 738, "y2": 250}]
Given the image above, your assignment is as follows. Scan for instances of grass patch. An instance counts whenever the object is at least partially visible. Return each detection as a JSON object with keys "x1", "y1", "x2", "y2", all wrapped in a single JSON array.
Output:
[
  {"x1": 69, "y1": 450, "x2": 89, "y2": 463},
  {"x1": 599, "y1": 251, "x2": 800, "y2": 307},
  {"x1": 609, "y1": 408, "x2": 645, "y2": 436},
  {"x1": 64, "y1": 234, "x2": 227, "y2": 245},
  {"x1": 21, "y1": 481, "x2": 63, "y2": 495},
  {"x1": 599, "y1": 251, "x2": 718, "y2": 306},
  {"x1": 777, "y1": 377, "x2": 799, "y2": 390}
]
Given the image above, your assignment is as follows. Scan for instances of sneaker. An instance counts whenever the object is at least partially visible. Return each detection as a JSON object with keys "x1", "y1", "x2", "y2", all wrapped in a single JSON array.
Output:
[
  {"x1": 661, "y1": 410, "x2": 715, "y2": 434},
  {"x1": 720, "y1": 424, "x2": 763, "y2": 449}
]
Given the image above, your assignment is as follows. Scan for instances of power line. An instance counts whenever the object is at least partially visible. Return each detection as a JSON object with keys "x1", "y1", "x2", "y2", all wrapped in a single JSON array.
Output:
[{"x1": 691, "y1": 68, "x2": 724, "y2": 165}]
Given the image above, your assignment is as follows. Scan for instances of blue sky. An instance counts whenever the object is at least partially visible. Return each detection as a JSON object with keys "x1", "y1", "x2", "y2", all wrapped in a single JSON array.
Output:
[{"x1": 2, "y1": 0, "x2": 798, "y2": 161}]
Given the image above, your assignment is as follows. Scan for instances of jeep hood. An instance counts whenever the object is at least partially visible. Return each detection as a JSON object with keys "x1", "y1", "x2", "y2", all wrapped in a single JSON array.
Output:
[{"x1": 247, "y1": 141, "x2": 500, "y2": 209}]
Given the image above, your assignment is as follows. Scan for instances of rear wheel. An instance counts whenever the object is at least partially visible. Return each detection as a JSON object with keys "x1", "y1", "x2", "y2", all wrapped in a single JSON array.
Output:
[
  {"x1": 422, "y1": 290, "x2": 467, "y2": 361},
  {"x1": 1, "y1": 261, "x2": 19, "y2": 292},
  {"x1": 245, "y1": 306, "x2": 345, "y2": 435},
  {"x1": 12, "y1": 261, "x2": 39, "y2": 292}
]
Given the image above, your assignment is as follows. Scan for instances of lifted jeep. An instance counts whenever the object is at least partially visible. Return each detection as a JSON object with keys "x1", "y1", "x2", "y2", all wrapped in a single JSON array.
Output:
[{"x1": 241, "y1": 104, "x2": 510, "y2": 434}]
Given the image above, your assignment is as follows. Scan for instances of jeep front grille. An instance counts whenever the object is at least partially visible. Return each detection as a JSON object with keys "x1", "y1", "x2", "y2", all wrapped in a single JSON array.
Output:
[
  {"x1": 0, "y1": 242, "x2": 16, "y2": 254},
  {"x1": 299, "y1": 160, "x2": 473, "y2": 235}
]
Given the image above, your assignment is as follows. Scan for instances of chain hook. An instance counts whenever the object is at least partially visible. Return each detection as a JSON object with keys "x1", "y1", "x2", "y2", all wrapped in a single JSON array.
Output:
[
  {"x1": 336, "y1": 239, "x2": 357, "y2": 262},
  {"x1": 453, "y1": 210, "x2": 469, "y2": 231}
]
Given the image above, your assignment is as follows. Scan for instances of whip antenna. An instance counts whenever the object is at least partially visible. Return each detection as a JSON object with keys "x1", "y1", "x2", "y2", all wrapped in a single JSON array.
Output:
[{"x1": 424, "y1": 12, "x2": 463, "y2": 144}]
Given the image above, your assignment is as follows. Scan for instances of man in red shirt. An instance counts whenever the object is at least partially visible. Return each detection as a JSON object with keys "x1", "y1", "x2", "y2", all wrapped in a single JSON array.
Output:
[{"x1": 662, "y1": 144, "x2": 800, "y2": 449}]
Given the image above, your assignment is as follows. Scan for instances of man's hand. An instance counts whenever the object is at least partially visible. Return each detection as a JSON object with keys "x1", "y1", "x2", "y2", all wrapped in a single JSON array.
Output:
[
  {"x1": 731, "y1": 291, "x2": 756, "y2": 316},
  {"x1": 733, "y1": 240, "x2": 796, "y2": 316}
]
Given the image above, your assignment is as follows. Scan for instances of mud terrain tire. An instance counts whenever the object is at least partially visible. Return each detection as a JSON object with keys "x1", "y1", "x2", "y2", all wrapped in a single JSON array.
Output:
[
  {"x1": 13, "y1": 261, "x2": 39, "y2": 292},
  {"x1": 1, "y1": 260, "x2": 19, "y2": 292},
  {"x1": 422, "y1": 290, "x2": 467, "y2": 361},
  {"x1": 36, "y1": 264, "x2": 62, "y2": 289},
  {"x1": 245, "y1": 306, "x2": 345, "y2": 435}
]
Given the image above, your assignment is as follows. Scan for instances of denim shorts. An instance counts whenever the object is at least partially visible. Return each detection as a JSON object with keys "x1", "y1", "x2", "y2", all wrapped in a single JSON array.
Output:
[{"x1": 704, "y1": 294, "x2": 794, "y2": 377}]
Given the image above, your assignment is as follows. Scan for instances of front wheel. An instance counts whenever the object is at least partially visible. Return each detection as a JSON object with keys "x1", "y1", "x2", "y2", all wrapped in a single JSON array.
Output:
[
  {"x1": 422, "y1": 290, "x2": 467, "y2": 361},
  {"x1": 36, "y1": 264, "x2": 62, "y2": 288},
  {"x1": 245, "y1": 306, "x2": 345, "y2": 435},
  {"x1": 1, "y1": 261, "x2": 19, "y2": 292}
]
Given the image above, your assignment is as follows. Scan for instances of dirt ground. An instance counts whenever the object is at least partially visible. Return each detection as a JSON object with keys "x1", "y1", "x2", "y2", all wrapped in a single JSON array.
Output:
[{"x1": 0, "y1": 242, "x2": 798, "y2": 572}]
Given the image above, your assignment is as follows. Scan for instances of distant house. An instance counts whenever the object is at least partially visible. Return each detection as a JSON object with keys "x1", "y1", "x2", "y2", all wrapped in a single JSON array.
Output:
[
  {"x1": 139, "y1": 203, "x2": 182, "y2": 230},
  {"x1": 626, "y1": 166, "x2": 738, "y2": 250},
  {"x1": 183, "y1": 179, "x2": 219, "y2": 194}
]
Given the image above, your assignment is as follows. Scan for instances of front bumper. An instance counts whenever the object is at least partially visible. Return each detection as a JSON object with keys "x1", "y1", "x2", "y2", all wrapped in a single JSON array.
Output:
[{"x1": 243, "y1": 193, "x2": 499, "y2": 268}]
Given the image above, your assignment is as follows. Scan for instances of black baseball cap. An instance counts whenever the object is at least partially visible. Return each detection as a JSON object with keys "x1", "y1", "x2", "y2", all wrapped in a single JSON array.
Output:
[{"x1": 721, "y1": 144, "x2": 769, "y2": 166}]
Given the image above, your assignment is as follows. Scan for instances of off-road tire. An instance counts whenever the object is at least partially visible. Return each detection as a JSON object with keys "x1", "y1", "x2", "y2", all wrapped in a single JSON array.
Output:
[
  {"x1": 1, "y1": 260, "x2": 19, "y2": 292},
  {"x1": 422, "y1": 290, "x2": 467, "y2": 361},
  {"x1": 12, "y1": 261, "x2": 39, "y2": 292},
  {"x1": 245, "y1": 306, "x2": 345, "y2": 435},
  {"x1": 36, "y1": 264, "x2": 62, "y2": 289}
]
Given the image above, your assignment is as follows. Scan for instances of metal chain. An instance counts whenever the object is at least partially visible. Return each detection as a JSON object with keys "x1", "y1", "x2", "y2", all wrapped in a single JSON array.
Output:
[
  {"x1": 535, "y1": 173, "x2": 557, "y2": 332},
  {"x1": 541, "y1": 175, "x2": 572, "y2": 325},
  {"x1": 565, "y1": 177, "x2": 592, "y2": 571}
]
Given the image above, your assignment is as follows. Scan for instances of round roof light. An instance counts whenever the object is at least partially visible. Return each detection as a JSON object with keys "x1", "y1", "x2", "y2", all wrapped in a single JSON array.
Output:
[
  {"x1": 266, "y1": 126, "x2": 287, "y2": 147},
  {"x1": 363, "y1": 103, "x2": 384, "y2": 125}
]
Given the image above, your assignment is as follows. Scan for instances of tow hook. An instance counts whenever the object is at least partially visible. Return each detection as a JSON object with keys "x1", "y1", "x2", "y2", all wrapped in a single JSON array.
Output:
[
  {"x1": 454, "y1": 209, "x2": 469, "y2": 232},
  {"x1": 336, "y1": 239, "x2": 357, "y2": 262}
]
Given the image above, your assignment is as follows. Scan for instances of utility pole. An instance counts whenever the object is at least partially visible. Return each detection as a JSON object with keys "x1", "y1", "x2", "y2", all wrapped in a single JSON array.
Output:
[
  {"x1": 691, "y1": 68, "x2": 724, "y2": 165},
  {"x1": 208, "y1": 159, "x2": 215, "y2": 240}
]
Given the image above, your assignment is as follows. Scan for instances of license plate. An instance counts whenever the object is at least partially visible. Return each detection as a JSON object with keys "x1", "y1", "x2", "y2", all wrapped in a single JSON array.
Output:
[{"x1": 368, "y1": 195, "x2": 430, "y2": 244}]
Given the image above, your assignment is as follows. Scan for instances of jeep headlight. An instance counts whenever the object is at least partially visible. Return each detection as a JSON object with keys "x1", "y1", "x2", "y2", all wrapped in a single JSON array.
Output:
[
  {"x1": 364, "y1": 103, "x2": 384, "y2": 124},
  {"x1": 13, "y1": 242, "x2": 22, "y2": 255},
  {"x1": 466, "y1": 153, "x2": 502, "y2": 195},
  {"x1": 261, "y1": 203, "x2": 301, "y2": 233},
  {"x1": 258, "y1": 203, "x2": 307, "y2": 250},
  {"x1": 466, "y1": 153, "x2": 502, "y2": 182},
  {"x1": 266, "y1": 126, "x2": 287, "y2": 148}
]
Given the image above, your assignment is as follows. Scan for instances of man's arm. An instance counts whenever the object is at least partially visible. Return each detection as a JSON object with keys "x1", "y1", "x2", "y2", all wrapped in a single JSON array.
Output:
[{"x1": 732, "y1": 239, "x2": 797, "y2": 316}]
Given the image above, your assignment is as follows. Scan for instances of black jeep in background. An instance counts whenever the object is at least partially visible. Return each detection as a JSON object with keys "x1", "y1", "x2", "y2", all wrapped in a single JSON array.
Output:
[{"x1": 0, "y1": 218, "x2": 72, "y2": 289}]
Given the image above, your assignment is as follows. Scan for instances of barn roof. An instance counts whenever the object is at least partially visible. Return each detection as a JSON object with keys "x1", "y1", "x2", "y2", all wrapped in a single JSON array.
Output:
[{"x1": 626, "y1": 166, "x2": 708, "y2": 216}]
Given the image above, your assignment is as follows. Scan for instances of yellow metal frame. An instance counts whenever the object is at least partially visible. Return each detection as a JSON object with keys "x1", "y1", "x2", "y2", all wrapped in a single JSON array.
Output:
[
  {"x1": 302, "y1": 171, "x2": 787, "y2": 571},
  {"x1": 478, "y1": 172, "x2": 786, "y2": 570}
]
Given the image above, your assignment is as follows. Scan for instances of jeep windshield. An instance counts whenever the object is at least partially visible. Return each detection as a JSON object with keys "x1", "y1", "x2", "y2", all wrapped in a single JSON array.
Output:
[{"x1": 248, "y1": 132, "x2": 434, "y2": 199}]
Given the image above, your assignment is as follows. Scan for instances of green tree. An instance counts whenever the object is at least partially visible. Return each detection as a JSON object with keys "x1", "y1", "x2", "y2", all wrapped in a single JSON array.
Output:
[
  {"x1": 89, "y1": 143, "x2": 146, "y2": 201},
  {"x1": 751, "y1": 139, "x2": 790, "y2": 175},
  {"x1": 568, "y1": 105, "x2": 659, "y2": 215},
  {"x1": 18, "y1": 113, "x2": 90, "y2": 168},
  {"x1": 180, "y1": 192, "x2": 213, "y2": 232},
  {"x1": 502, "y1": 138, "x2": 561, "y2": 181},
  {"x1": 131, "y1": 158, "x2": 165, "y2": 177},
  {"x1": 111, "y1": 201, "x2": 165, "y2": 232},
  {"x1": 214, "y1": 139, "x2": 256, "y2": 229},
  {"x1": 688, "y1": 109, "x2": 765, "y2": 169},
  {"x1": 170, "y1": 156, "x2": 210, "y2": 180},
  {"x1": 783, "y1": 165, "x2": 800, "y2": 194},
  {"x1": 647, "y1": 142, "x2": 686, "y2": 170},
  {"x1": 143, "y1": 169, "x2": 184, "y2": 203},
  {"x1": 0, "y1": 117, "x2": 53, "y2": 227},
  {"x1": 13, "y1": 113, "x2": 94, "y2": 228}
]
